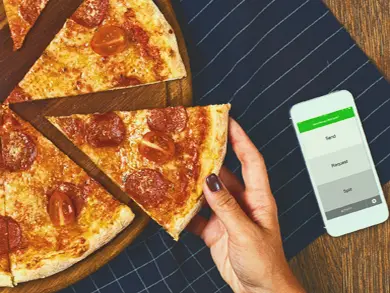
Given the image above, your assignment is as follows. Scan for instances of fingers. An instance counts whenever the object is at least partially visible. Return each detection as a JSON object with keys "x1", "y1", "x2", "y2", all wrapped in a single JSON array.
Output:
[
  {"x1": 187, "y1": 214, "x2": 226, "y2": 247},
  {"x1": 186, "y1": 214, "x2": 208, "y2": 237},
  {"x1": 229, "y1": 119, "x2": 271, "y2": 195},
  {"x1": 228, "y1": 119, "x2": 278, "y2": 231},
  {"x1": 219, "y1": 166, "x2": 245, "y2": 196},
  {"x1": 203, "y1": 174, "x2": 253, "y2": 236}
]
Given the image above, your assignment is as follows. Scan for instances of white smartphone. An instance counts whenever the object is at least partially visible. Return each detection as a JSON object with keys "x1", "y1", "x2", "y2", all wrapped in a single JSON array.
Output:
[{"x1": 290, "y1": 90, "x2": 389, "y2": 237}]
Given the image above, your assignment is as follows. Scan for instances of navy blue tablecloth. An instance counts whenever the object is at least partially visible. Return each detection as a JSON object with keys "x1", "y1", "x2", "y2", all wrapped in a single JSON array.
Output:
[{"x1": 60, "y1": 0, "x2": 390, "y2": 292}]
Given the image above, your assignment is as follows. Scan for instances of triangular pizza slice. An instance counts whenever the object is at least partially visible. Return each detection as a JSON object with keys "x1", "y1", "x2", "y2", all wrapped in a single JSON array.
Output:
[
  {"x1": 0, "y1": 106, "x2": 134, "y2": 285},
  {"x1": 7, "y1": 0, "x2": 186, "y2": 103},
  {"x1": 3, "y1": 0, "x2": 50, "y2": 50},
  {"x1": 48, "y1": 104, "x2": 230, "y2": 239}
]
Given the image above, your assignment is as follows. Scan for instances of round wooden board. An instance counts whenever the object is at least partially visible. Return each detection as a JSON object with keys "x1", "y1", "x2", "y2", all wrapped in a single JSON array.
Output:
[{"x1": 0, "y1": 0, "x2": 192, "y2": 292}]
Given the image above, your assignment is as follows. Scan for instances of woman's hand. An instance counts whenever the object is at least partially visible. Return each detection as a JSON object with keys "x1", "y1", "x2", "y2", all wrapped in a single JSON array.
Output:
[{"x1": 188, "y1": 119, "x2": 305, "y2": 293}]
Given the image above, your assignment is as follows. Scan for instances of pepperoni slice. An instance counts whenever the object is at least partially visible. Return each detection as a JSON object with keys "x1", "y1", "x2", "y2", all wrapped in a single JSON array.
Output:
[
  {"x1": 19, "y1": 0, "x2": 42, "y2": 25},
  {"x1": 7, "y1": 217, "x2": 22, "y2": 252},
  {"x1": 54, "y1": 183, "x2": 85, "y2": 217},
  {"x1": 115, "y1": 75, "x2": 141, "y2": 87},
  {"x1": 124, "y1": 169, "x2": 169, "y2": 209},
  {"x1": 91, "y1": 25, "x2": 128, "y2": 56},
  {"x1": 0, "y1": 217, "x2": 8, "y2": 254},
  {"x1": 147, "y1": 107, "x2": 188, "y2": 133},
  {"x1": 86, "y1": 112, "x2": 126, "y2": 148},
  {"x1": 0, "y1": 216, "x2": 22, "y2": 254},
  {"x1": 0, "y1": 112, "x2": 21, "y2": 130},
  {"x1": 138, "y1": 132, "x2": 175, "y2": 164},
  {"x1": 48, "y1": 190, "x2": 76, "y2": 227},
  {"x1": 56, "y1": 117, "x2": 85, "y2": 145},
  {"x1": 1, "y1": 131, "x2": 37, "y2": 171},
  {"x1": 71, "y1": 0, "x2": 109, "y2": 28},
  {"x1": 6, "y1": 86, "x2": 32, "y2": 104}
]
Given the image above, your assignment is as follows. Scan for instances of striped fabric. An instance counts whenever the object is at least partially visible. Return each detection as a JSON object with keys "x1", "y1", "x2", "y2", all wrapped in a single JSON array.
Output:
[{"x1": 60, "y1": 0, "x2": 390, "y2": 292}]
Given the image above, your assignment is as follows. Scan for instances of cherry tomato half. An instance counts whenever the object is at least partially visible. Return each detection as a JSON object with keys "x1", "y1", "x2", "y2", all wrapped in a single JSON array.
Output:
[
  {"x1": 91, "y1": 25, "x2": 128, "y2": 56},
  {"x1": 48, "y1": 190, "x2": 76, "y2": 227}
]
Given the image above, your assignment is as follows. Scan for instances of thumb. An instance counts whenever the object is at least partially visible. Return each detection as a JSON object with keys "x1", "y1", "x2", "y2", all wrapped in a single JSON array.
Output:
[{"x1": 204, "y1": 174, "x2": 252, "y2": 236}]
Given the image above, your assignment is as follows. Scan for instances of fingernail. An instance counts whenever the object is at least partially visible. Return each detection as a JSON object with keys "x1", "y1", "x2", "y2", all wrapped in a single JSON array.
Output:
[{"x1": 206, "y1": 174, "x2": 222, "y2": 192}]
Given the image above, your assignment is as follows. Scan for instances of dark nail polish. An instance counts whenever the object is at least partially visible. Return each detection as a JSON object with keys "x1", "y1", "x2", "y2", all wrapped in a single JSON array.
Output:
[{"x1": 206, "y1": 174, "x2": 222, "y2": 192}]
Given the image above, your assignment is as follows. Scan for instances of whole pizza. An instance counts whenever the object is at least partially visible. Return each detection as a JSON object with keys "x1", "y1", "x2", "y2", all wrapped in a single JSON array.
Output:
[{"x1": 0, "y1": 0, "x2": 231, "y2": 288}]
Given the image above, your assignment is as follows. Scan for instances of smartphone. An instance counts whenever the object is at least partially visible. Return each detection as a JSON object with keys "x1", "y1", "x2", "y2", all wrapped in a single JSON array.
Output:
[{"x1": 290, "y1": 90, "x2": 389, "y2": 237}]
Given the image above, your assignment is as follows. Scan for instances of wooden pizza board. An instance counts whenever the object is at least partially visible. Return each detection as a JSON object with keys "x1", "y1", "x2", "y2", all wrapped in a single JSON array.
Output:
[{"x1": 0, "y1": 0, "x2": 192, "y2": 292}]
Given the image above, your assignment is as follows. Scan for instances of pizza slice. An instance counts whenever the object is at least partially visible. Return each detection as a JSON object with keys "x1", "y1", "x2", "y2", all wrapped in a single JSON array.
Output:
[
  {"x1": 6, "y1": 0, "x2": 186, "y2": 103},
  {"x1": 0, "y1": 194, "x2": 12, "y2": 287},
  {"x1": 48, "y1": 104, "x2": 230, "y2": 239},
  {"x1": 0, "y1": 106, "x2": 134, "y2": 284},
  {"x1": 3, "y1": 0, "x2": 50, "y2": 50}
]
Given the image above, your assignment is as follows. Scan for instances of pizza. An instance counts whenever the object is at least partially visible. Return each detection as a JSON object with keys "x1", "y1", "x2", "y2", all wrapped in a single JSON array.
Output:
[
  {"x1": 3, "y1": 0, "x2": 50, "y2": 50},
  {"x1": 48, "y1": 104, "x2": 230, "y2": 239},
  {"x1": 6, "y1": 0, "x2": 186, "y2": 103},
  {"x1": 0, "y1": 200, "x2": 12, "y2": 287},
  {"x1": 0, "y1": 106, "x2": 134, "y2": 286}
]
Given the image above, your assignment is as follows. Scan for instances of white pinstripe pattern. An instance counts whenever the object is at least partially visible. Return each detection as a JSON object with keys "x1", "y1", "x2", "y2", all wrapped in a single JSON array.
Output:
[
  {"x1": 267, "y1": 146, "x2": 299, "y2": 172},
  {"x1": 89, "y1": 243, "x2": 210, "y2": 293},
  {"x1": 159, "y1": 234, "x2": 197, "y2": 293},
  {"x1": 196, "y1": 0, "x2": 246, "y2": 46},
  {"x1": 145, "y1": 243, "x2": 173, "y2": 293},
  {"x1": 228, "y1": 11, "x2": 333, "y2": 103},
  {"x1": 279, "y1": 190, "x2": 313, "y2": 217},
  {"x1": 124, "y1": 249, "x2": 150, "y2": 293},
  {"x1": 283, "y1": 212, "x2": 320, "y2": 243},
  {"x1": 370, "y1": 124, "x2": 390, "y2": 144},
  {"x1": 188, "y1": 0, "x2": 215, "y2": 24},
  {"x1": 89, "y1": 275, "x2": 102, "y2": 293},
  {"x1": 132, "y1": 245, "x2": 214, "y2": 293},
  {"x1": 357, "y1": 77, "x2": 384, "y2": 99},
  {"x1": 200, "y1": 6, "x2": 327, "y2": 100},
  {"x1": 71, "y1": 285, "x2": 77, "y2": 293},
  {"x1": 178, "y1": 266, "x2": 218, "y2": 293},
  {"x1": 231, "y1": 26, "x2": 344, "y2": 109},
  {"x1": 108, "y1": 263, "x2": 126, "y2": 293},
  {"x1": 217, "y1": 284, "x2": 228, "y2": 292},
  {"x1": 274, "y1": 168, "x2": 306, "y2": 195},
  {"x1": 377, "y1": 151, "x2": 390, "y2": 166},
  {"x1": 330, "y1": 60, "x2": 370, "y2": 92},
  {"x1": 259, "y1": 123, "x2": 292, "y2": 151},
  {"x1": 182, "y1": 242, "x2": 220, "y2": 292},
  {"x1": 194, "y1": 0, "x2": 278, "y2": 77},
  {"x1": 242, "y1": 43, "x2": 357, "y2": 129},
  {"x1": 363, "y1": 98, "x2": 390, "y2": 122}
]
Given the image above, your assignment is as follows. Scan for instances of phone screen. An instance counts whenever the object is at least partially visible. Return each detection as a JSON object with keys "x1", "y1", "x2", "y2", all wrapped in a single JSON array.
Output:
[{"x1": 297, "y1": 106, "x2": 382, "y2": 220}]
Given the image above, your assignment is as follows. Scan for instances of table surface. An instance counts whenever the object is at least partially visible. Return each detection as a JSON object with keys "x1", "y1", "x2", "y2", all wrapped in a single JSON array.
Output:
[{"x1": 290, "y1": 1, "x2": 390, "y2": 292}]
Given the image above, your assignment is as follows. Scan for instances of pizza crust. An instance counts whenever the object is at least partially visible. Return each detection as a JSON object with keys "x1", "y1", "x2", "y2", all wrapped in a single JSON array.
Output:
[
  {"x1": 147, "y1": 0, "x2": 186, "y2": 79},
  {"x1": 12, "y1": 206, "x2": 134, "y2": 284},
  {"x1": 0, "y1": 273, "x2": 13, "y2": 287},
  {"x1": 167, "y1": 104, "x2": 231, "y2": 239}
]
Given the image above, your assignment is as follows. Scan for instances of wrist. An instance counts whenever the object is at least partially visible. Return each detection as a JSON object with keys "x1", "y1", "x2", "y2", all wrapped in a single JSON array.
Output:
[{"x1": 270, "y1": 270, "x2": 306, "y2": 293}]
